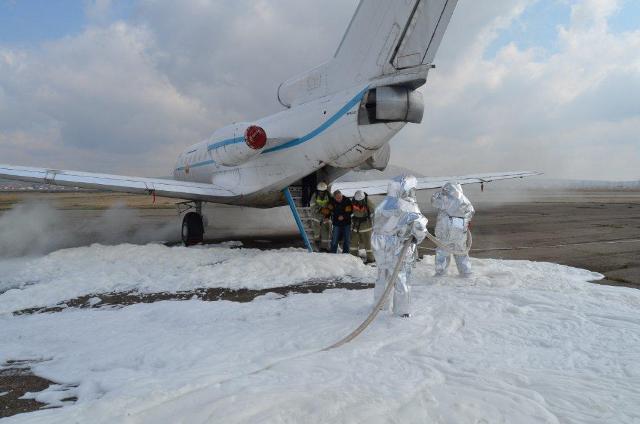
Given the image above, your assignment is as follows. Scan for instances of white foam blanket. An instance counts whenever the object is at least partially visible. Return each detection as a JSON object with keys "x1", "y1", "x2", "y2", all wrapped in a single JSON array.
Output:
[{"x1": 1, "y1": 244, "x2": 639, "y2": 423}]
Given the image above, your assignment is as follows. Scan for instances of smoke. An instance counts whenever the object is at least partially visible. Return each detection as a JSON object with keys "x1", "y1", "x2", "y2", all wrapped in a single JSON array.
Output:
[
  {"x1": 0, "y1": 201, "x2": 75, "y2": 258},
  {"x1": 94, "y1": 202, "x2": 177, "y2": 245},
  {"x1": 0, "y1": 201, "x2": 178, "y2": 258}
]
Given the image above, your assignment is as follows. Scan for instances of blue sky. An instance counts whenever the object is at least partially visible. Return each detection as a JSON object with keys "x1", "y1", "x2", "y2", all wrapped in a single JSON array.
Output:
[
  {"x1": 485, "y1": 1, "x2": 571, "y2": 58},
  {"x1": 0, "y1": 1, "x2": 85, "y2": 45},
  {"x1": 609, "y1": 0, "x2": 640, "y2": 33},
  {"x1": 0, "y1": 0, "x2": 133, "y2": 45},
  {"x1": 486, "y1": 0, "x2": 639, "y2": 59}
]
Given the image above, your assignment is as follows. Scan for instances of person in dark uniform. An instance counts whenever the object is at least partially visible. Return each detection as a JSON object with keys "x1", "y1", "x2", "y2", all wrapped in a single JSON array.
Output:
[
  {"x1": 329, "y1": 190, "x2": 352, "y2": 254},
  {"x1": 301, "y1": 173, "x2": 317, "y2": 207}
]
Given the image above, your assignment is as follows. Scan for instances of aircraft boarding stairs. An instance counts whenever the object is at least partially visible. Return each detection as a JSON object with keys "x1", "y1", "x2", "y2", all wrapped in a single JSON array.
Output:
[{"x1": 284, "y1": 186, "x2": 316, "y2": 252}]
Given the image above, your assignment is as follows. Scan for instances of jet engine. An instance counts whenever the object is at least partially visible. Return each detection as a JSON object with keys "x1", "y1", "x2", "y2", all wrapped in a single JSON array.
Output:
[
  {"x1": 208, "y1": 123, "x2": 267, "y2": 166},
  {"x1": 358, "y1": 86, "x2": 424, "y2": 125}
]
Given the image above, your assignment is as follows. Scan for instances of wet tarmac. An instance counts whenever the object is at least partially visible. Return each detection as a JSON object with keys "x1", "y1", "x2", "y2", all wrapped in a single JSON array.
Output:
[
  {"x1": 459, "y1": 198, "x2": 640, "y2": 288},
  {"x1": 1, "y1": 188, "x2": 638, "y2": 287},
  {"x1": 0, "y1": 360, "x2": 77, "y2": 418},
  {"x1": 212, "y1": 191, "x2": 640, "y2": 288},
  {"x1": 13, "y1": 280, "x2": 373, "y2": 315}
]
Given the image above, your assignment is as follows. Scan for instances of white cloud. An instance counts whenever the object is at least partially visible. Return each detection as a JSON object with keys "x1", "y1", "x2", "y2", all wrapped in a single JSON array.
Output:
[
  {"x1": 395, "y1": 0, "x2": 640, "y2": 180},
  {"x1": 0, "y1": 21, "x2": 209, "y2": 174},
  {"x1": 0, "y1": 0, "x2": 357, "y2": 175}
]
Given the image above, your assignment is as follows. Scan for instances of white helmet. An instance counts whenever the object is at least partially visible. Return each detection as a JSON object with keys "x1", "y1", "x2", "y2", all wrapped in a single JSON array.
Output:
[
  {"x1": 317, "y1": 182, "x2": 328, "y2": 191},
  {"x1": 354, "y1": 190, "x2": 365, "y2": 201}
]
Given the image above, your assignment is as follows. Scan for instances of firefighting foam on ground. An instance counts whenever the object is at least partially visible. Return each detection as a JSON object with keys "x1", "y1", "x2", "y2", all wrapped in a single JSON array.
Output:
[{"x1": 1, "y1": 183, "x2": 639, "y2": 423}]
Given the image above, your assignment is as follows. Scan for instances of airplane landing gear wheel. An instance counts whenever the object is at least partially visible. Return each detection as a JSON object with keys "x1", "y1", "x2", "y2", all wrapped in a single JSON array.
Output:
[{"x1": 182, "y1": 212, "x2": 204, "y2": 246}]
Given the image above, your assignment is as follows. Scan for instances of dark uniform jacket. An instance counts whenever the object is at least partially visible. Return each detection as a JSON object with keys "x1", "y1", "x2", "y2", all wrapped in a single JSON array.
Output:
[{"x1": 331, "y1": 197, "x2": 353, "y2": 226}]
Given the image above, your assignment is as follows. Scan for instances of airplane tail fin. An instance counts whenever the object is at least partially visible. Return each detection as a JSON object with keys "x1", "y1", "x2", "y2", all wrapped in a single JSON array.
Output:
[{"x1": 278, "y1": 0, "x2": 458, "y2": 107}]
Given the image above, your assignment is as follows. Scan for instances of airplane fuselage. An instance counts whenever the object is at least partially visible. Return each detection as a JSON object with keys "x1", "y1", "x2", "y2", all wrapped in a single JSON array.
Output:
[{"x1": 172, "y1": 85, "x2": 405, "y2": 207}]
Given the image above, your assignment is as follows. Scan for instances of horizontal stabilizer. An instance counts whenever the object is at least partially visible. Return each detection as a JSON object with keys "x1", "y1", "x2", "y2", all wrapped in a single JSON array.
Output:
[{"x1": 330, "y1": 171, "x2": 542, "y2": 197}]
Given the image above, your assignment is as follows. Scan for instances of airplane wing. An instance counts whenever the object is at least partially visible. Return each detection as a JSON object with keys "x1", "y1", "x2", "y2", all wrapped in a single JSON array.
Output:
[
  {"x1": 330, "y1": 171, "x2": 541, "y2": 197},
  {"x1": 0, "y1": 164, "x2": 237, "y2": 202}
]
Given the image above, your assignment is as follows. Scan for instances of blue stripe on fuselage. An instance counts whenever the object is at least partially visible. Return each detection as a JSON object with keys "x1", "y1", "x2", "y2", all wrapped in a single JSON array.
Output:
[
  {"x1": 175, "y1": 159, "x2": 215, "y2": 172},
  {"x1": 174, "y1": 86, "x2": 368, "y2": 173},
  {"x1": 261, "y1": 86, "x2": 368, "y2": 154},
  {"x1": 207, "y1": 137, "x2": 244, "y2": 151}
]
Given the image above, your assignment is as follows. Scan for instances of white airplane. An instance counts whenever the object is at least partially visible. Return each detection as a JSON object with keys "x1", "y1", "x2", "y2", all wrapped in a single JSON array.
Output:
[{"x1": 1, "y1": 0, "x2": 537, "y2": 248}]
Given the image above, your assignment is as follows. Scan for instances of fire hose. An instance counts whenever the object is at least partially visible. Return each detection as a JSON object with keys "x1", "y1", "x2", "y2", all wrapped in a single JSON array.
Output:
[
  {"x1": 424, "y1": 227, "x2": 472, "y2": 256},
  {"x1": 322, "y1": 227, "x2": 471, "y2": 350},
  {"x1": 322, "y1": 238, "x2": 413, "y2": 350},
  {"x1": 212, "y1": 228, "x2": 472, "y2": 387}
]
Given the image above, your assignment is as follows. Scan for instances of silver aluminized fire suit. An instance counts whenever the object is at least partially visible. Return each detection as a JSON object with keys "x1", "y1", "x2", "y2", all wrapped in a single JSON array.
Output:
[
  {"x1": 431, "y1": 182, "x2": 475, "y2": 276},
  {"x1": 371, "y1": 176, "x2": 428, "y2": 316}
]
